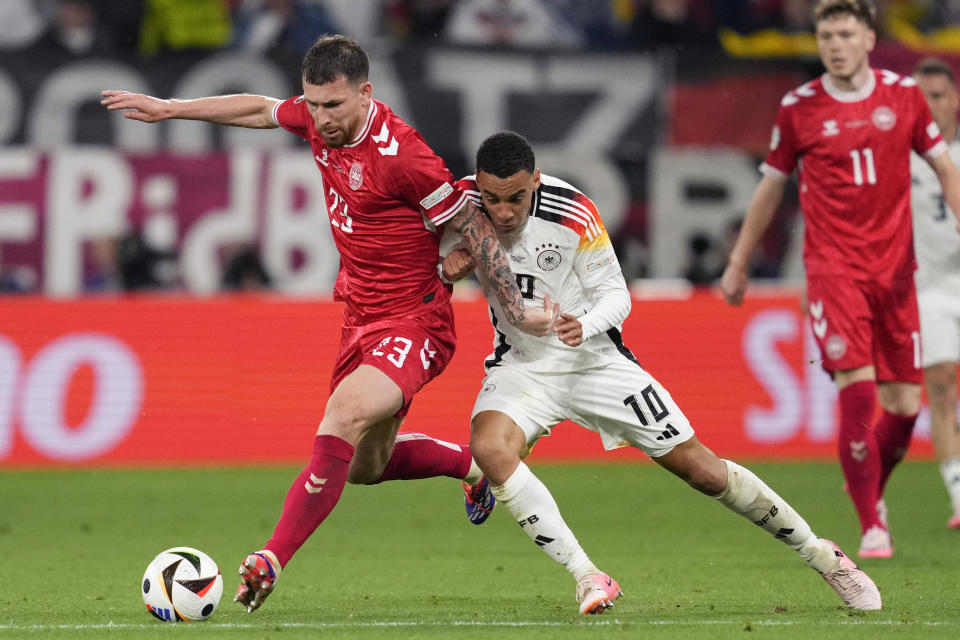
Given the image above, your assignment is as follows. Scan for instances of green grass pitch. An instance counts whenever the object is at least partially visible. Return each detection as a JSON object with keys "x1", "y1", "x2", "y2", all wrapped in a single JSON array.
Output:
[{"x1": 1, "y1": 460, "x2": 957, "y2": 639}]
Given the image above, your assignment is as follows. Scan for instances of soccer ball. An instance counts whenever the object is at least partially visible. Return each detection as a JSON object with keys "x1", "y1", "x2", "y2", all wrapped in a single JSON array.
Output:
[{"x1": 141, "y1": 547, "x2": 223, "y2": 622}]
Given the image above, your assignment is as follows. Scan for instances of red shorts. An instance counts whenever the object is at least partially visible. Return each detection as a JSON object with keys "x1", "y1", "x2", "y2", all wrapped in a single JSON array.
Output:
[
  {"x1": 806, "y1": 274, "x2": 921, "y2": 383},
  {"x1": 331, "y1": 303, "x2": 457, "y2": 418}
]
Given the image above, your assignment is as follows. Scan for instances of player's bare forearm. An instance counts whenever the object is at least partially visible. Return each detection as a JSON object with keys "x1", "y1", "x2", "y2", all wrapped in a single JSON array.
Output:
[
  {"x1": 730, "y1": 175, "x2": 784, "y2": 267},
  {"x1": 721, "y1": 174, "x2": 785, "y2": 305},
  {"x1": 101, "y1": 91, "x2": 279, "y2": 129},
  {"x1": 929, "y1": 151, "x2": 960, "y2": 232},
  {"x1": 447, "y1": 201, "x2": 525, "y2": 326}
]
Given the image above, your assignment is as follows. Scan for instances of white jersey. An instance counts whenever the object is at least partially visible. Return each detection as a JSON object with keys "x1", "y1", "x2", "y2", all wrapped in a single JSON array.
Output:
[
  {"x1": 449, "y1": 173, "x2": 632, "y2": 372},
  {"x1": 911, "y1": 138, "x2": 960, "y2": 294}
]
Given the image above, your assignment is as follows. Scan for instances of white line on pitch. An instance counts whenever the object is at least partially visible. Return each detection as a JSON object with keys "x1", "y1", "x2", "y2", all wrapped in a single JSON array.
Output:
[{"x1": 0, "y1": 619, "x2": 948, "y2": 631}]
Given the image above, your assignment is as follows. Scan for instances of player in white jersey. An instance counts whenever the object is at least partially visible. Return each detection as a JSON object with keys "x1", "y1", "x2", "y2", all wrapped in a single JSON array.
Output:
[
  {"x1": 443, "y1": 131, "x2": 882, "y2": 613},
  {"x1": 911, "y1": 58, "x2": 960, "y2": 529}
]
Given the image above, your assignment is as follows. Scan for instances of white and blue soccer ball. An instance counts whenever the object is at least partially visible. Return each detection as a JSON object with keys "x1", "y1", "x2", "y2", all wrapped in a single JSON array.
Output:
[{"x1": 141, "y1": 547, "x2": 223, "y2": 622}]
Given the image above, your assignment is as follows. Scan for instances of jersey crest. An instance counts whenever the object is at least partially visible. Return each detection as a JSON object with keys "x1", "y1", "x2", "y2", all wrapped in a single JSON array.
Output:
[
  {"x1": 535, "y1": 243, "x2": 562, "y2": 271},
  {"x1": 872, "y1": 106, "x2": 896, "y2": 131},
  {"x1": 349, "y1": 162, "x2": 363, "y2": 190}
]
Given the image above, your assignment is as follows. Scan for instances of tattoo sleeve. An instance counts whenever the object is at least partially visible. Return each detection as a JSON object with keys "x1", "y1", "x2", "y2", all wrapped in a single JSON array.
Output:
[{"x1": 447, "y1": 200, "x2": 525, "y2": 327}]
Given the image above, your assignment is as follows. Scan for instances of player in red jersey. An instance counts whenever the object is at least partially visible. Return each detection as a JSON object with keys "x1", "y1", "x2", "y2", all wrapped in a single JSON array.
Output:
[
  {"x1": 102, "y1": 35, "x2": 557, "y2": 611},
  {"x1": 721, "y1": 0, "x2": 960, "y2": 558}
]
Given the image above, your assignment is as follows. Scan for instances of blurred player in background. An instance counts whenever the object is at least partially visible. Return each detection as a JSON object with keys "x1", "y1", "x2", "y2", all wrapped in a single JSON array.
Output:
[
  {"x1": 102, "y1": 34, "x2": 558, "y2": 612},
  {"x1": 721, "y1": 0, "x2": 960, "y2": 558},
  {"x1": 444, "y1": 131, "x2": 882, "y2": 614},
  {"x1": 911, "y1": 57, "x2": 960, "y2": 530}
]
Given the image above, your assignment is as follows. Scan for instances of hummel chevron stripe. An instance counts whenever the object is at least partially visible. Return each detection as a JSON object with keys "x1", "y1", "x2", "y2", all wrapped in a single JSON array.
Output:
[{"x1": 304, "y1": 473, "x2": 327, "y2": 494}]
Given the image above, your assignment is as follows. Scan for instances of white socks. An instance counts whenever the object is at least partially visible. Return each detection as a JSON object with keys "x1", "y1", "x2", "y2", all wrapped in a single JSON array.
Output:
[
  {"x1": 941, "y1": 458, "x2": 960, "y2": 513},
  {"x1": 491, "y1": 462, "x2": 598, "y2": 581},
  {"x1": 714, "y1": 460, "x2": 835, "y2": 574},
  {"x1": 493, "y1": 459, "x2": 839, "y2": 579}
]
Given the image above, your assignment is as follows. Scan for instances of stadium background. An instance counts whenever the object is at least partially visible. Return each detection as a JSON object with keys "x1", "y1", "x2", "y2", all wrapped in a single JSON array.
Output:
[{"x1": 1, "y1": 0, "x2": 958, "y2": 467}]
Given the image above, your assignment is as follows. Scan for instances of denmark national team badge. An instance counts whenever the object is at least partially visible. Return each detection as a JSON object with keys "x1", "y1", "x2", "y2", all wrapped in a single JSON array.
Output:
[
  {"x1": 536, "y1": 243, "x2": 562, "y2": 271},
  {"x1": 349, "y1": 162, "x2": 364, "y2": 190},
  {"x1": 825, "y1": 335, "x2": 847, "y2": 361},
  {"x1": 872, "y1": 106, "x2": 896, "y2": 131}
]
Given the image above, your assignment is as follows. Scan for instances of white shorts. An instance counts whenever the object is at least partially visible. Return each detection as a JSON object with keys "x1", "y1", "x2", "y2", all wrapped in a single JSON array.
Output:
[
  {"x1": 918, "y1": 287, "x2": 960, "y2": 367},
  {"x1": 471, "y1": 357, "x2": 694, "y2": 458}
]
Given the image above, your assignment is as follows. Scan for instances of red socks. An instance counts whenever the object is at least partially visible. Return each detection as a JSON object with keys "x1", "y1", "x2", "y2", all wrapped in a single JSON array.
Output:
[
  {"x1": 875, "y1": 410, "x2": 917, "y2": 494},
  {"x1": 375, "y1": 432, "x2": 472, "y2": 482},
  {"x1": 263, "y1": 432, "x2": 471, "y2": 567},
  {"x1": 837, "y1": 380, "x2": 883, "y2": 533},
  {"x1": 265, "y1": 435, "x2": 354, "y2": 567}
]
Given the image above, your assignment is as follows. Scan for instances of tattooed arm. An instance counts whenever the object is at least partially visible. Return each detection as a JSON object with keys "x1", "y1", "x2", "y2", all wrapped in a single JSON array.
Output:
[{"x1": 446, "y1": 200, "x2": 556, "y2": 336}]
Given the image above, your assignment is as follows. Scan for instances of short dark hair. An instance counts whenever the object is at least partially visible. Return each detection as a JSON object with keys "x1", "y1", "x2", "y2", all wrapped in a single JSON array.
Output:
[
  {"x1": 915, "y1": 57, "x2": 957, "y2": 86},
  {"x1": 301, "y1": 34, "x2": 369, "y2": 86},
  {"x1": 813, "y1": 0, "x2": 876, "y2": 28},
  {"x1": 476, "y1": 131, "x2": 535, "y2": 179}
]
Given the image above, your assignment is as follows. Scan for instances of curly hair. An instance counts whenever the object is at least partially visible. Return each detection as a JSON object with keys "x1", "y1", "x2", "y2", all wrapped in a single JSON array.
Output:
[{"x1": 476, "y1": 131, "x2": 535, "y2": 179}]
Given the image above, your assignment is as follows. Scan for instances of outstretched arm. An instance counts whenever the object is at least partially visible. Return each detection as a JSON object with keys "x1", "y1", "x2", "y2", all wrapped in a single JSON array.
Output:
[
  {"x1": 719, "y1": 174, "x2": 787, "y2": 306},
  {"x1": 100, "y1": 91, "x2": 281, "y2": 129},
  {"x1": 446, "y1": 200, "x2": 556, "y2": 336}
]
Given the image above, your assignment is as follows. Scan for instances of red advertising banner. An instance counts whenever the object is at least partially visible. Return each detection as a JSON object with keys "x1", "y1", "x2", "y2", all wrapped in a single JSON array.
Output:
[{"x1": 0, "y1": 292, "x2": 938, "y2": 468}]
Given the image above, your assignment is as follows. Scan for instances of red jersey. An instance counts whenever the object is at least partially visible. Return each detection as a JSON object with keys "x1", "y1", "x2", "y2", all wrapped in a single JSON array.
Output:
[
  {"x1": 272, "y1": 97, "x2": 468, "y2": 322},
  {"x1": 762, "y1": 69, "x2": 946, "y2": 281}
]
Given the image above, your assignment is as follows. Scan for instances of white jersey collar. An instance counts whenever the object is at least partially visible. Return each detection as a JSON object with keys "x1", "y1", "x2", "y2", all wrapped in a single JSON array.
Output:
[
  {"x1": 822, "y1": 69, "x2": 876, "y2": 103},
  {"x1": 345, "y1": 100, "x2": 378, "y2": 148}
]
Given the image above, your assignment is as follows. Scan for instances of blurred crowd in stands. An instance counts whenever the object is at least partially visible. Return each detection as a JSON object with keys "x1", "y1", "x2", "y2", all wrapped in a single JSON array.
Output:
[
  {"x1": 1, "y1": 0, "x2": 959, "y2": 59},
  {"x1": 1, "y1": 0, "x2": 958, "y2": 295}
]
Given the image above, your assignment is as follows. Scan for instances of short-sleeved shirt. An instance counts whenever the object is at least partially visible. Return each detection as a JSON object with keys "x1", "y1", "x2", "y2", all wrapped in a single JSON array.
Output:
[
  {"x1": 273, "y1": 97, "x2": 468, "y2": 323},
  {"x1": 910, "y1": 137, "x2": 960, "y2": 294},
  {"x1": 451, "y1": 173, "x2": 626, "y2": 373},
  {"x1": 762, "y1": 69, "x2": 946, "y2": 282}
]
